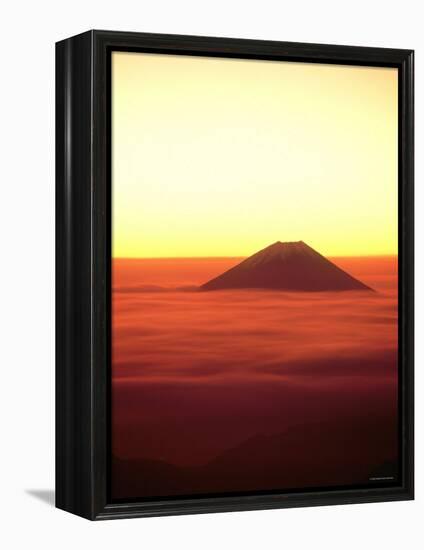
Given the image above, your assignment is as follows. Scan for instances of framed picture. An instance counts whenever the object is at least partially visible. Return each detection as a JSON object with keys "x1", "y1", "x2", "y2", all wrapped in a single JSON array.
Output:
[{"x1": 56, "y1": 30, "x2": 414, "y2": 520}]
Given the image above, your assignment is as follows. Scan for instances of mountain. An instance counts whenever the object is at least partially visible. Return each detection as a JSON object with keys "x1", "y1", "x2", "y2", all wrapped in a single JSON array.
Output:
[
  {"x1": 200, "y1": 241, "x2": 373, "y2": 291},
  {"x1": 112, "y1": 415, "x2": 396, "y2": 498}
]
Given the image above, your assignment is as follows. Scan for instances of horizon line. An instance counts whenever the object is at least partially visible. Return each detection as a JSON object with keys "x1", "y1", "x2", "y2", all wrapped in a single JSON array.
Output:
[{"x1": 113, "y1": 253, "x2": 398, "y2": 260}]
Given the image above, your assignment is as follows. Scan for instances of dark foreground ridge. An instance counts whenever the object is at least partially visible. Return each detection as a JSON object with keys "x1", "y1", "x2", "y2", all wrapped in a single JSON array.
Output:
[
  {"x1": 200, "y1": 241, "x2": 373, "y2": 292},
  {"x1": 112, "y1": 413, "x2": 396, "y2": 499}
]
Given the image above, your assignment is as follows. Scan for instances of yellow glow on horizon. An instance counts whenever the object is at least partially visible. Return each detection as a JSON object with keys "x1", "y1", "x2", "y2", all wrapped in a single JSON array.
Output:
[{"x1": 112, "y1": 52, "x2": 398, "y2": 258}]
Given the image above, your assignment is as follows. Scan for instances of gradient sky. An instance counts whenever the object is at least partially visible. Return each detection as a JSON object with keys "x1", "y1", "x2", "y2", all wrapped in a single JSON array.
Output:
[{"x1": 112, "y1": 52, "x2": 398, "y2": 258}]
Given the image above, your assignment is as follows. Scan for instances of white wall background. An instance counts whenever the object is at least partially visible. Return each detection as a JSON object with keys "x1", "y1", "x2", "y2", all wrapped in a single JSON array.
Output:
[{"x1": 0, "y1": 0, "x2": 421, "y2": 547}]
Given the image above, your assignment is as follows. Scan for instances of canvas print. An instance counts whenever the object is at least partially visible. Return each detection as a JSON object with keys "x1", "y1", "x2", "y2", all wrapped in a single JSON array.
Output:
[{"x1": 111, "y1": 52, "x2": 398, "y2": 500}]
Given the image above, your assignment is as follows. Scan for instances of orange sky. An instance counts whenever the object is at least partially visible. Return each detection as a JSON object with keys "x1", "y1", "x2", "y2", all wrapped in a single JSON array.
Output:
[{"x1": 112, "y1": 52, "x2": 398, "y2": 258}]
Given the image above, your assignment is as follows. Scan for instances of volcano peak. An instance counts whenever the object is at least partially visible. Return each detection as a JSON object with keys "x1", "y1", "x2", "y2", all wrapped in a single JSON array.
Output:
[{"x1": 200, "y1": 241, "x2": 373, "y2": 292}]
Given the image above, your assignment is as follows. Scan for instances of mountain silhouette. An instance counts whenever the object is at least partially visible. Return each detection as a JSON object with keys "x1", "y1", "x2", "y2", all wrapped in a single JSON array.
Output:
[
  {"x1": 200, "y1": 241, "x2": 373, "y2": 292},
  {"x1": 112, "y1": 414, "x2": 396, "y2": 498}
]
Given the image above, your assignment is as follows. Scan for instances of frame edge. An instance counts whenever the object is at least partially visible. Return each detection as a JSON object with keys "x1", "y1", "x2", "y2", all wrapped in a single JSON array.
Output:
[{"x1": 55, "y1": 30, "x2": 97, "y2": 520}]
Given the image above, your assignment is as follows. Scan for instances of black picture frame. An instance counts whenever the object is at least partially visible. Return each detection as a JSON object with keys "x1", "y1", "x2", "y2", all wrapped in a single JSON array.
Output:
[{"x1": 56, "y1": 30, "x2": 414, "y2": 520}]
